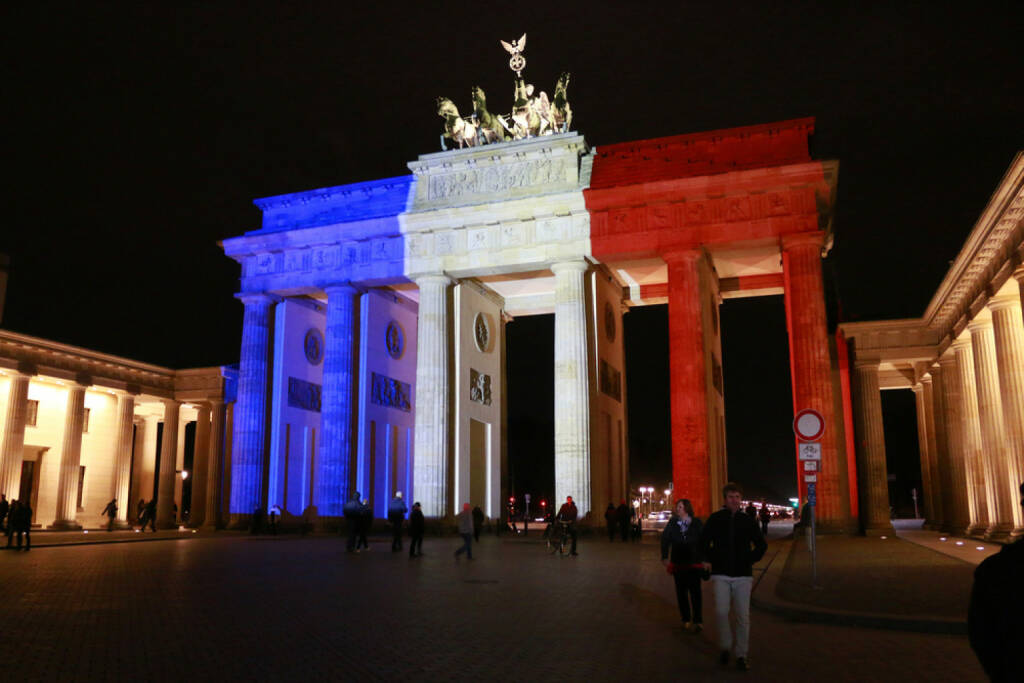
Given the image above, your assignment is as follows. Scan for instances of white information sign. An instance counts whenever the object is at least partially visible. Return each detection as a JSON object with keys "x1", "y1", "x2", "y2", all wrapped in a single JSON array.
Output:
[
  {"x1": 804, "y1": 474, "x2": 817, "y2": 483},
  {"x1": 798, "y1": 442, "x2": 822, "y2": 461},
  {"x1": 803, "y1": 460, "x2": 818, "y2": 472}
]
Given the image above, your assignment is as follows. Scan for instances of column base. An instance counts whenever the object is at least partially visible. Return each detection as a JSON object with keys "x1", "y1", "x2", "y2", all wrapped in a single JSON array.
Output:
[
  {"x1": 1010, "y1": 527, "x2": 1024, "y2": 542},
  {"x1": 814, "y1": 519, "x2": 856, "y2": 535},
  {"x1": 966, "y1": 522, "x2": 989, "y2": 537},
  {"x1": 983, "y1": 523, "x2": 1013, "y2": 543},
  {"x1": 48, "y1": 520, "x2": 82, "y2": 531},
  {"x1": 228, "y1": 513, "x2": 252, "y2": 530},
  {"x1": 862, "y1": 523, "x2": 894, "y2": 537}
]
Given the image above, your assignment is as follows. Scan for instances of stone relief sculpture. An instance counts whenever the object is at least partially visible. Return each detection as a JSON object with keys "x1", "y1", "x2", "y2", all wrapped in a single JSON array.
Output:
[
  {"x1": 470, "y1": 368, "x2": 492, "y2": 405},
  {"x1": 436, "y1": 33, "x2": 572, "y2": 150},
  {"x1": 288, "y1": 377, "x2": 322, "y2": 412},
  {"x1": 371, "y1": 372, "x2": 412, "y2": 412}
]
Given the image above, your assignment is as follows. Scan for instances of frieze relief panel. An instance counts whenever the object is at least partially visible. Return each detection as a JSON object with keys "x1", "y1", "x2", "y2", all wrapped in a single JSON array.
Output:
[
  {"x1": 370, "y1": 372, "x2": 412, "y2": 412},
  {"x1": 469, "y1": 368, "x2": 492, "y2": 406},
  {"x1": 287, "y1": 377, "x2": 322, "y2": 413}
]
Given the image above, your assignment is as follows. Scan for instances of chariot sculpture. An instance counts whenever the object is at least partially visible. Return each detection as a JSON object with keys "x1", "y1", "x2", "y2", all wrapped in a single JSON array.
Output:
[{"x1": 437, "y1": 33, "x2": 573, "y2": 150}]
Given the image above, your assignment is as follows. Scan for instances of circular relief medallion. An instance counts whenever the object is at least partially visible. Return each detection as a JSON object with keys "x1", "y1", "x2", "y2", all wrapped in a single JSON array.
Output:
[
  {"x1": 303, "y1": 328, "x2": 324, "y2": 366},
  {"x1": 604, "y1": 302, "x2": 616, "y2": 342},
  {"x1": 474, "y1": 312, "x2": 491, "y2": 353},
  {"x1": 385, "y1": 320, "x2": 405, "y2": 359}
]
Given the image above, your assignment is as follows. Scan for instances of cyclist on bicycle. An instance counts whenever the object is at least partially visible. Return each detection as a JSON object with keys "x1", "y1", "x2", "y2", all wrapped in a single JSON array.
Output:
[{"x1": 556, "y1": 496, "x2": 579, "y2": 556}]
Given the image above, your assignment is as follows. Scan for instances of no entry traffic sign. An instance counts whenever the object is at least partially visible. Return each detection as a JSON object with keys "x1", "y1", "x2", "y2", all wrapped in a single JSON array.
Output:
[{"x1": 794, "y1": 409, "x2": 826, "y2": 441}]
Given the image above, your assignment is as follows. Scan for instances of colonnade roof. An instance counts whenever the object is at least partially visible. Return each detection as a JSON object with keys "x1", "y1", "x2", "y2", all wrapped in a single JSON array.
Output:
[
  {"x1": 840, "y1": 151, "x2": 1024, "y2": 383},
  {"x1": 0, "y1": 328, "x2": 235, "y2": 402}
]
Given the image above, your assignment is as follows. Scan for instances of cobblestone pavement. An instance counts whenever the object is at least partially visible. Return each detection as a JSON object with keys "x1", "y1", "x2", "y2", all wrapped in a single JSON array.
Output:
[{"x1": 0, "y1": 530, "x2": 985, "y2": 682}]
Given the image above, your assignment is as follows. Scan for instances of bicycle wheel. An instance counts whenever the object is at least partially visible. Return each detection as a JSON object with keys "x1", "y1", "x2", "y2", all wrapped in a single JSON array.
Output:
[
  {"x1": 558, "y1": 533, "x2": 570, "y2": 556},
  {"x1": 546, "y1": 536, "x2": 559, "y2": 554}
]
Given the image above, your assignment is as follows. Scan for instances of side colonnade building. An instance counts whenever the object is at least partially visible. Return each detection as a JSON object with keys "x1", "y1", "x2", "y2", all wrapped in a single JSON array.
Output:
[
  {"x1": 0, "y1": 330, "x2": 236, "y2": 529},
  {"x1": 222, "y1": 118, "x2": 863, "y2": 529},
  {"x1": 841, "y1": 152, "x2": 1024, "y2": 540}
]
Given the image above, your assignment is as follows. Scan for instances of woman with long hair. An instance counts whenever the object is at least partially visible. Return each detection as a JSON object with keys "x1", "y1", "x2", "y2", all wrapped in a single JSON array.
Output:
[{"x1": 660, "y1": 498, "x2": 705, "y2": 631}]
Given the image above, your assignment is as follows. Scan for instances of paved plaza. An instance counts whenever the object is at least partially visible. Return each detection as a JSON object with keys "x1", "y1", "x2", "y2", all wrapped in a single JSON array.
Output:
[{"x1": 1, "y1": 527, "x2": 987, "y2": 682}]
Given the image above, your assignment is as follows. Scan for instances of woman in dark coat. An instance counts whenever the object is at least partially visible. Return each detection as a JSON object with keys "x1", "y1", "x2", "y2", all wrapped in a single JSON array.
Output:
[{"x1": 660, "y1": 498, "x2": 704, "y2": 631}]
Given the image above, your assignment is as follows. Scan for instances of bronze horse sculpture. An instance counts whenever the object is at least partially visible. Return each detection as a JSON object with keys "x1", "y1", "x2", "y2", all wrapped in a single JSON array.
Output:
[{"x1": 471, "y1": 86, "x2": 510, "y2": 143}]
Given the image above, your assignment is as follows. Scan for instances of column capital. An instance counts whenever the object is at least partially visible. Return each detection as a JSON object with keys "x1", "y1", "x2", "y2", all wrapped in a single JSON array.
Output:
[
  {"x1": 853, "y1": 359, "x2": 881, "y2": 371},
  {"x1": 661, "y1": 248, "x2": 702, "y2": 265},
  {"x1": 987, "y1": 293, "x2": 1021, "y2": 313},
  {"x1": 550, "y1": 259, "x2": 590, "y2": 274},
  {"x1": 967, "y1": 317, "x2": 994, "y2": 333},
  {"x1": 938, "y1": 352, "x2": 957, "y2": 368},
  {"x1": 781, "y1": 232, "x2": 826, "y2": 253},
  {"x1": 1012, "y1": 265, "x2": 1024, "y2": 284},
  {"x1": 319, "y1": 281, "x2": 361, "y2": 297},
  {"x1": 951, "y1": 336, "x2": 973, "y2": 352},
  {"x1": 911, "y1": 383, "x2": 923, "y2": 394},
  {"x1": 921, "y1": 373, "x2": 933, "y2": 386},
  {"x1": 235, "y1": 292, "x2": 279, "y2": 307},
  {"x1": 414, "y1": 273, "x2": 455, "y2": 288}
]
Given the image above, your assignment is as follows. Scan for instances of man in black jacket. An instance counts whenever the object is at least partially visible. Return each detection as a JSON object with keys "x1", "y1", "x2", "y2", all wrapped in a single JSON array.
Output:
[
  {"x1": 968, "y1": 481, "x2": 1023, "y2": 682},
  {"x1": 699, "y1": 482, "x2": 767, "y2": 672}
]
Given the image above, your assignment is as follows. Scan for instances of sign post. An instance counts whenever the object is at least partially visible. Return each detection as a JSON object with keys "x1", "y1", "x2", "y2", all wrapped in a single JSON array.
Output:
[{"x1": 794, "y1": 409, "x2": 825, "y2": 587}]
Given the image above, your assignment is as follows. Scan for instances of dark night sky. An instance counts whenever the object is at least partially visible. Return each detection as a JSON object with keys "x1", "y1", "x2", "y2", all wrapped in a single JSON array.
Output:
[{"x1": 3, "y1": 3, "x2": 1023, "y2": 505}]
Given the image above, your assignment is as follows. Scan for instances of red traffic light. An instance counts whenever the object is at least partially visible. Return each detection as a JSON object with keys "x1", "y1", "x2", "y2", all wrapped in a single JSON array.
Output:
[
  {"x1": 509, "y1": 496, "x2": 515, "y2": 503},
  {"x1": 540, "y1": 500, "x2": 546, "y2": 506}
]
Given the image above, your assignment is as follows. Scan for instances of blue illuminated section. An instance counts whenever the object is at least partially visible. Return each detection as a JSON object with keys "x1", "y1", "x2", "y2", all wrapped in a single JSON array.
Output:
[{"x1": 249, "y1": 175, "x2": 415, "y2": 235}]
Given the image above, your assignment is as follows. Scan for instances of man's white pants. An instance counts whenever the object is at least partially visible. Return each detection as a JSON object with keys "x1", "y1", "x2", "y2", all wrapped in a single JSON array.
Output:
[{"x1": 711, "y1": 575, "x2": 752, "y2": 657}]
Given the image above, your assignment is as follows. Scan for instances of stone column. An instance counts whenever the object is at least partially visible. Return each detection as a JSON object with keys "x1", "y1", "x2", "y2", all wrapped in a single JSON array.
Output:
[
  {"x1": 52, "y1": 381, "x2": 88, "y2": 529},
  {"x1": 110, "y1": 391, "x2": 137, "y2": 525},
  {"x1": 989, "y1": 293, "x2": 1024, "y2": 537},
  {"x1": 188, "y1": 402, "x2": 211, "y2": 527},
  {"x1": 412, "y1": 275, "x2": 451, "y2": 517},
  {"x1": 203, "y1": 400, "x2": 226, "y2": 529},
  {"x1": 968, "y1": 319, "x2": 1014, "y2": 540},
  {"x1": 929, "y1": 363, "x2": 956, "y2": 532},
  {"x1": 315, "y1": 283, "x2": 358, "y2": 519},
  {"x1": 156, "y1": 399, "x2": 180, "y2": 528},
  {"x1": 851, "y1": 361, "x2": 893, "y2": 533},
  {"x1": 912, "y1": 383, "x2": 935, "y2": 525},
  {"x1": 0, "y1": 370, "x2": 32, "y2": 501},
  {"x1": 229, "y1": 293, "x2": 274, "y2": 525},
  {"x1": 952, "y1": 338, "x2": 989, "y2": 536},
  {"x1": 939, "y1": 353, "x2": 971, "y2": 534},
  {"x1": 666, "y1": 250, "x2": 712, "y2": 515},
  {"x1": 552, "y1": 260, "x2": 592, "y2": 516},
  {"x1": 783, "y1": 233, "x2": 846, "y2": 531},
  {"x1": 921, "y1": 375, "x2": 943, "y2": 529}
]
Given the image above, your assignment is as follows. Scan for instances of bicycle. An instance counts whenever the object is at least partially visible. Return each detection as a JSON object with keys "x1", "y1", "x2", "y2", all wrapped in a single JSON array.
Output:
[{"x1": 547, "y1": 520, "x2": 573, "y2": 556}]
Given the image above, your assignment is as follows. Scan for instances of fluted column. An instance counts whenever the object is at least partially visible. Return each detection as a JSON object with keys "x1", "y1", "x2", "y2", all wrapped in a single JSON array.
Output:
[
  {"x1": 155, "y1": 399, "x2": 180, "y2": 528},
  {"x1": 0, "y1": 371, "x2": 32, "y2": 501},
  {"x1": 969, "y1": 319, "x2": 1014, "y2": 540},
  {"x1": 412, "y1": 275, "x2": 451, "y2": 517},
  {"x1": 110, "y1": 391, "x2": 137, "y2": 524},
  {"x1": 912, "y1": 383, "x2": 934, "y2": 524},
  {"x1": 553, "y1": 260, "x2": 591, "y2": 516},
  {"x1": 52, "y1": 381, "x2": 88, "y2": 529},
  {"x1": 852, "y1": 361, "x2": 893, "y2": 532},
  {"x1": 989, "y1": 293, "x2": 1024, "y2": 537},
  {"x1": 203, "y1": 400, "x2": 226, "y2": 529},
  {"x1": 939, "y1": 353, "x2": 971, "y2": 534},
  {"x1": 952, "y1": 338, "x2": 989, "y2": 535},
  {"x1": 783, "y1": 233, "x2": 845, "y2": 531},
  {"x1": 929, "y1": 363, "x2": 956, "y2": 532},
  {"x1": 666, "y1": 250, "x2": 712, "y2": 515},
  {"x1": 188, "y1": 402, "x2": 211, "y2": 527},
  {"x1": 315, "y1": 283, "x2": 358, "y2": 518},
  {"x1": 229, "y1": 293, "x2": 275, "y2": 524},
  {"x1": 921, "y1": 375, "x2": 943, "y2": 528}
]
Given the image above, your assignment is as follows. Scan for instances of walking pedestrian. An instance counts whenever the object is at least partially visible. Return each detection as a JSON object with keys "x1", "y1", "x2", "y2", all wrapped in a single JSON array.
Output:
[
  {"x1": 699, "y1": 482, "x2": 767, "y2": 672},
  {"x1": 136, "y1": 498, "x2": 145, "y2": 525},
  {"x1": 616, "y1": 499, "x2": 631, "y2": 542},
  {"x1": 5, "y1": 500, "x2": 19, "y2": 548},
  {"x1": 268, "y1": 505, "x2": 280, "y2": 535},
  {"x1": 388, "y1": 492, "x2": 408, "y2": 551},
  {"x1": 101, "y1": 498, "x2": 118, "y2": 531},
  {"x1": 143, "y1": 499, "x2": 157, "y2": 532},
  {"x1": 14, "y1": 500, "x2": 32, "y2": 551},
  {"x1": 758, "y1": 499, "x2": 770, "y2": 537},
  {"x1": 454, "y1": 503, "x2": 474, "y2": 561},
  {"x1": 968, "y1": 481, "x2": 1024, "y2": 682},
  {"x1": 343, "y1": 491, "x2": 361, "y2": 552},
  {"x1": 0, "y1": 493, "x2": 8, "y2": 534},
  {"x1": 556, "y1": 496, "x2": 579, "y2": 556},
  {"x1": 661, "y1": 498, "x2": 705, "y2": 632},
  {"x1": 471, "y1": 505, "x2": 484, "y2": 542},
  {"x1": 409, "y1": 502, "x2": 425, "y2": 558},
  {"x1": 356, "y1": 498, "x2": 371, "y2": 551},
  {"x1": 744, "y1": 501, "x2": 757, "y2": 519},
  {"x1": 604, "y1": 502, "x2": 617, "y2": 542},
  {"x1": 251, "y1": 506, "x2": 264, "y2": 534}
]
